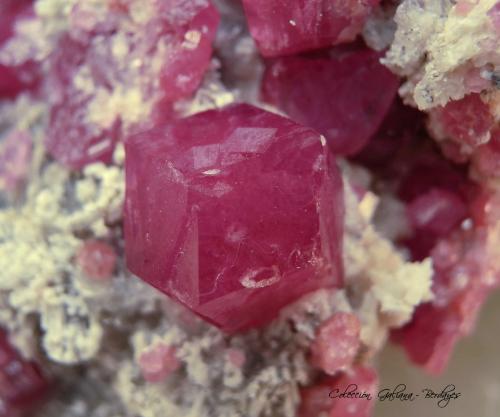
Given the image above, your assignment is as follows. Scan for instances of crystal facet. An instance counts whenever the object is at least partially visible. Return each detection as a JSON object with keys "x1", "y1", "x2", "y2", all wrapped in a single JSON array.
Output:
[
  {"x1": 241, "y1": 0, "x2": 379, "y2": 57},
  {"x1": 125, "y1": 103, "x2": 344, "y2": 333},
  {"x1": 262, "y1": 48, "x2": 399, "y2": 155}
]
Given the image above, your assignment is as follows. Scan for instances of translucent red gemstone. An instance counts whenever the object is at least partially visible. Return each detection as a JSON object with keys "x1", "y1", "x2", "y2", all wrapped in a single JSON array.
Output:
[
  {"x1": 125, "y1": 103, "x2": 344, "y2": 333},
  {"x1": 0, "y1": 330, "x2": 49, "y2": 416},
  {"x1": 241, "y1": 0, "x2": 379, "y2": 57},
  {"x1": 261, "y1": 48, "x2": 399, "y2": 155}
]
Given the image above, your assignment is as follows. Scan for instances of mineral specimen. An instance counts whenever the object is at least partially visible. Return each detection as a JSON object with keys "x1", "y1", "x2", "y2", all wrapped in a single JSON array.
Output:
[
  {"x1": 241, "y1": 0, "x2": 379, "y2": 57},
  {"x1": 261, "y1": 47, "x2": 399, "y2": 155},
  {"x1": 125, "y1": 103, "x2": 344, "y2": 332}
]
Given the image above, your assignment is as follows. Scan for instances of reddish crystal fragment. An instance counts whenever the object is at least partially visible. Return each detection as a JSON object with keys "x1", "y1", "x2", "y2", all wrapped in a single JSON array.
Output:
[
  {"x1": 76, "y1": 240, "x2": 117, "y2": 281},
  {"x1": 310, "y1": 312, "x2": 361, "y2": 375},
  {"x1": 157, "y1": 1, "x2": 219, "y2": 103},
  {"x1": 0, "y1": 0, "x2": 37, "y2": 99},
  {"x1": 431, "y1": 93, "x2": 495, "y2": 148},
  {"x1": 299, "y1": 366, "x2": 379, "y2": 417},
  {"x1": 125, "y1": 103, "x2": 344, "y2": 333},
  {"x1": 0, "y1": 330, "x2": 49, "y2": 416},
  {"x1": 241, "y1": 0, "x2": 379, "y2": 57},
  {"x1": 262, "y1": 49, "x2": 399, "y2": 155}
]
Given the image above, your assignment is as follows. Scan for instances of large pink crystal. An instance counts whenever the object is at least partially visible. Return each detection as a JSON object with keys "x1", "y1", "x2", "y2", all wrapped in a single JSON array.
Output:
[
  {"x1": 261, "y1": 48, "x2": 399, "y2": 155},
  {"x1": 0, "y1": 329, "x2": 49, "y2": 416},
  {"x1": 241, "y1": 0, "x2": 379, "y2": 57},
  {"x1": 45, "y1": 0, "x2": 219, "y2": 169},
  {"x1": 125, "y1": 103, "x2": 344, "y2": 333}
]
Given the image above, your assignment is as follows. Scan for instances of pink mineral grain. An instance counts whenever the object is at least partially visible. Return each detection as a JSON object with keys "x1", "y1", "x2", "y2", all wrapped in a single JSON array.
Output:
[
  {"x1": 76, "y1": 240, "x2": 117, "y2": 282},
  {"x1": 45, "y1": 0, "x2": 219, "y2": 169},
  {"x1": 310, "y1": 312, "x2": 361, "y2": 375},
  {"x1": 241, "y1": 0, "x2": 380, "y2": 57},
  {"x1": 0, "y1": 330, "x2": 49, "y2": 416},
  {"x1": 125, "y1": 103, "x2": 344, "y2": 333},
  {"x1": 138, "y1": 343, "x2": 181, "y2": 383},
  {"x1": 262, "y1": 48, "x2": 399, "y2": 155},
  {"x1": 0, "y1": 130, "x2": 32, "y2": 193}
]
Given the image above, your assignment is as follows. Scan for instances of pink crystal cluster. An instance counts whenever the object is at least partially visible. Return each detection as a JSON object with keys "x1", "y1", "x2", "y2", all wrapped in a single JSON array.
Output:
[
  {"x1": 357, "y1": 97, "x2": 500, "y2": 374},
  {"x1": 125, "y1": 104, "x2": 344, "y2": 332},
  {"x1": 44, "y1": 0, "x2": 219, "y2": 169},
  {"x1": 0, "y1": 330, "x2": 49, "y2": 417},
  {"x1": 3, "y1": 0, "x2": 499, "y2": 414}
]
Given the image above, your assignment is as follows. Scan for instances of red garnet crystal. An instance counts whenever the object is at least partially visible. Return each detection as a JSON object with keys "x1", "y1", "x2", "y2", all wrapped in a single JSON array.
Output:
[
  {"x1": 125, "y1": 104, "x2": 344, "y2": 333},
  {"x1": 0, "y1": 330, "x2": 49, "y2": 416},
  {"x1": 262, "y1": 48, "x2": 399, "y2": 155},
  {"x1": 241, "y1": 0, "x2": 379, "y2": 57}
]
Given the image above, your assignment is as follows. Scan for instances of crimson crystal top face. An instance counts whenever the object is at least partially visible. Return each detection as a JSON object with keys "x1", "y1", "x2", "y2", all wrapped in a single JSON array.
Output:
[{"x1": 125, "y1": 104, "x2": 344, "y2": 332}]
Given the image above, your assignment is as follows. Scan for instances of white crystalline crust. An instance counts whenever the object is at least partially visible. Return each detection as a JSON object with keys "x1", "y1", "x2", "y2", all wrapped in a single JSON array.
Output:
[
  {"x1": 0, "y1": 1, "x2": 438, "y2": 416},
  {"x1": 383, "y1": 0, "x2": 500, "y2": 109}
]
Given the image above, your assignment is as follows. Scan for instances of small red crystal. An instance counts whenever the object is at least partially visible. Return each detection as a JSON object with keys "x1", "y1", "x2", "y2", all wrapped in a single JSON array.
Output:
[
  {"x1": 262, "y1": 48, "x2": 399, "y2": 155},
  {"x1": 310, "y1": 312, "x2": 361, "y2": 375},
  {"x1": 241, "y1": 0, "x2": 379, "y2": 57},
  {"x1": 76, "y1": 240, "x2": 117, "y2": 281},
  {"x1": 0, "y1": 330, "x2": 49, "y2": 416},
  {"x1": 125, "y1": 103, "x2": 344, "y2": 333}
]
